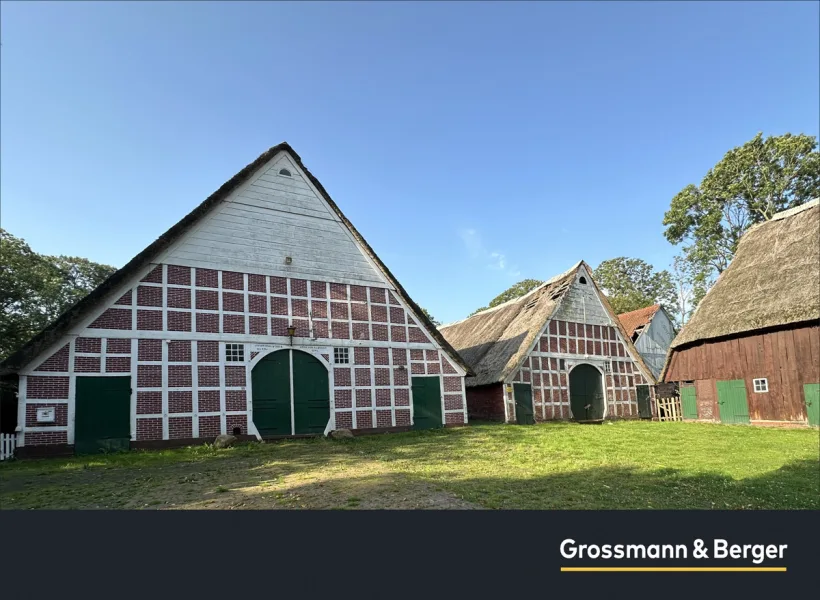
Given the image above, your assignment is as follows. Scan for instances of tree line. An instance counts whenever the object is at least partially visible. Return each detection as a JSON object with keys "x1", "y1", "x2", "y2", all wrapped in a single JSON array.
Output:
[
  {"x1": 0, "y1": 230, "x2": 116, "y2": 360},
  {"x1": 1, "y1": 132, "x2": 818, "y2": 359}
]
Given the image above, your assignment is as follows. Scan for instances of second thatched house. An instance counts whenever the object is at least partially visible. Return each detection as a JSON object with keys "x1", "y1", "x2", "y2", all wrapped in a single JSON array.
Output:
[
  {"x1": 662, "y1": 199, "x2": 820, "y2": 427},
  {"x1": 440, "y1": 262, "x2": 656, "y2": 424}
]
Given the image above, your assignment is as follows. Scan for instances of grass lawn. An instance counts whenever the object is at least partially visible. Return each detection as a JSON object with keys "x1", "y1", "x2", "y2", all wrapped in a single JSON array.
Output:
[{"x1": 1, "y1": 421, "x2": 817, "y2": 510}]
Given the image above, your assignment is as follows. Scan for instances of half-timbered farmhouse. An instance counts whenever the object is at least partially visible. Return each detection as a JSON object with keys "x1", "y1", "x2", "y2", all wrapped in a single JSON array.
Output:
[
  {"x1": 439, "y1": 262, "x2": 656, "y2": 424},
  {"x1": 662, "y1": 200, "x2": 820, "y2": 427},
  {"x1": 0, "y1": 143, "x2": 471, "y2": 456},
  {"x1": 618, "y1": 304, "x2": 676, "y2": 379}
]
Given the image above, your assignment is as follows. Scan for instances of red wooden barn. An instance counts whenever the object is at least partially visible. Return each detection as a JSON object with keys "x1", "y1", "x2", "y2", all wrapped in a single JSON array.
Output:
[{"x1": 662, "y1": 199, "x2": 820, "y2": 427}]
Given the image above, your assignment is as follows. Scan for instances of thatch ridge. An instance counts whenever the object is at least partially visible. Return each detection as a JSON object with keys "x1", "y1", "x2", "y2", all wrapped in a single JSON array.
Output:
[
  {"x1": 440, "y1": 261, "x2": 656, "y2": 387},
  {"x1": 666, "y1": 199, "x2": 819, "y2": 358},
  {"x1": 1, "y1": 143, "x2": 472, "y2": 375}
]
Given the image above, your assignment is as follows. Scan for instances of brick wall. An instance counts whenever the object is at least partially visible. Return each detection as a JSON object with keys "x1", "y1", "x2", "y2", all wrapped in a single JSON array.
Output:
[
  {"x1": 466, "y1": 383, "x2": 505, "y2": 421},
  {"x1": 19, "y1": 264, "x2": 467, "y2": 448}
]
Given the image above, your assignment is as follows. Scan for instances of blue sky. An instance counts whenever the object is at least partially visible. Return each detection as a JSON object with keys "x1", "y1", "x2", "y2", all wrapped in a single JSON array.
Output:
[{"x1": 1, "y1": 1, "x2": 818, "y2": 324}]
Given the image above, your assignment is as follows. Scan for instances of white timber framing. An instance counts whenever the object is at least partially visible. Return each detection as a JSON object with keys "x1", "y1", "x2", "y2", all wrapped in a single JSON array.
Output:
[{"x1": 13, "y1": 149, "x2": 469, "y2": 444}]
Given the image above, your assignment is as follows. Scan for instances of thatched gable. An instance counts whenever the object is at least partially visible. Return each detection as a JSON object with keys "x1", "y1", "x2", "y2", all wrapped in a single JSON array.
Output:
[
  {"x1": 666, "y1": 198, "x2": 819, "y2": 356},
  {"x1": 440, "y1": 262, "x2": 655, "y2": 387},
  {"x1": 1, "y1": 142, "x2": 472, "y2": 375}
]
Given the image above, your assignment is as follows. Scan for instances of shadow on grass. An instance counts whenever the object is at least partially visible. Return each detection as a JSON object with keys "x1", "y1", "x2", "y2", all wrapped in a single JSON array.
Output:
[
  {"x1": 167, "y1": 456, "x2": 820, "y2": 511},
  {"x1": 1, "y1": 423, "x2": 817, "y2": 510}
]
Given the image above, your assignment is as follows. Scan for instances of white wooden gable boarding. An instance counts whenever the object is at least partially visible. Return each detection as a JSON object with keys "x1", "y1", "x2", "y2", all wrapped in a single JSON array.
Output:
[{"x1": 159, "y1": 152, "x2": 385, "y2": 286}]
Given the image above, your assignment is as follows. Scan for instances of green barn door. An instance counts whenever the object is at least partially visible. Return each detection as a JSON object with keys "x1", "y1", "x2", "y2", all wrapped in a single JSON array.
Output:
[
  {"x1": 513, "y1": 384, "x2": 535, "y2": 425},
  {"x1": 716, "y1": 379, "x2": 750, "y2": 424},
  {"x1": 74, "y1": 376, "x2": 131, "y2": 455},
  {"x1": 251, "y1": 351, "x2": 292, "y2": 437},
  {"x1": 569, "y1": 364, "x2": 605, "y2": 421},
  {"x1": 292, "y1": 351, "x2": 330, "y2": 434},
  {"x1": 636, "y1": 385, "x2": 652, "y2": 419},
  {"x1": 803, "y1": 384, "x2": 820, "y2": 427},
  {"x1": 680, "y1": 386, "x2": 698, "y2": 420},
  {"x1": 412, "y1": 376, "x2": 443, "y2": 430}
]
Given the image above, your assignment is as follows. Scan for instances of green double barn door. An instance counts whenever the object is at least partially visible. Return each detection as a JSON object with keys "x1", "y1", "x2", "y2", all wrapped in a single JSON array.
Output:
[
  {"x1": 716, "y1": 379, "x2": 750, "y2": 424},
  {"x1": 569, "y1": 364, "x2": 605, "y2": 421},
  {"x1": 251, "y1": 350, "x2": 330, "y2": 437},
  {"x1": 75, "y1": 376, "x2": 131, "y2": 454}
]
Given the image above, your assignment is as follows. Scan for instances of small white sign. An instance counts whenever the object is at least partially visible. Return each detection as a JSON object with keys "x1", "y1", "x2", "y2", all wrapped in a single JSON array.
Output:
[
  {"x1": 251, "y1": 344, "x2": 280, "y2": 354},
  {"x1": 36, "y1": 407, "x2": 56, "y2": 423}
]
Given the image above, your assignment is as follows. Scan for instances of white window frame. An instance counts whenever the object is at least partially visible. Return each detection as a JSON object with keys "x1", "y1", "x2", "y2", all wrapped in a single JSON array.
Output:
[
  {"x1": 225, "y1": 343, "x2": 245, "y2": 362},
  {"x1": 753, "y1": 378, "x2": 768, "y2": 393},
  {"x1": 334, "y1": 347, "x2": 350, "y2": 365}
]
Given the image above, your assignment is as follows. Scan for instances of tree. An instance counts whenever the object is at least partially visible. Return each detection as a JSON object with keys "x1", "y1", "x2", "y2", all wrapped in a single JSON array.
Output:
[
  {"x1": 420, "y1": 307, "x2": 441, "y2": 327},
  {"x1": 593, "y1": 257, "x2": 676, "y2": 316},
  {"x1": 669, "y1": 254, "x2": 708, "y2": 329},
  {"x1": 663, "y1": 132, "x2": 820, "y2": 288},
  {"x1": 468, "y1": 278, "x2": 544, "y2": 316},
  {"x1": 0, "y1": 229, "x2": 116, "y2": 360}
]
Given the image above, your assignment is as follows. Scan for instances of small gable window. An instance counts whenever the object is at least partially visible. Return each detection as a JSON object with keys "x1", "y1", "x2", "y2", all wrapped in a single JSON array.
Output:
[
  {"x1": 579, "y1": 276, "x2": 587, "y2": 285},
  {"x1": 753, "y1": 378, "x2": 769, "y2": 393},
  {"x1": 278, "y1": 168, "x2": 292, "y2": 177}
]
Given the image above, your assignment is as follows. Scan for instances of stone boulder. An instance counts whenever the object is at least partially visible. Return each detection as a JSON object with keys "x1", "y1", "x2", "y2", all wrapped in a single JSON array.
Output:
[
  {"x1": 213, "y1": 434, "x2": 237, "y2": 449},
  {"x1": 329, "y1": 429, "x2": 354, "y2": 440}
]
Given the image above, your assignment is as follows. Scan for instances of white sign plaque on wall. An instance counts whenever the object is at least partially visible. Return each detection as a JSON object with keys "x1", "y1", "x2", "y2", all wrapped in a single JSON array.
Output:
[{"x1": 36, "y1": 407, "x2": 56, "y2": 423}]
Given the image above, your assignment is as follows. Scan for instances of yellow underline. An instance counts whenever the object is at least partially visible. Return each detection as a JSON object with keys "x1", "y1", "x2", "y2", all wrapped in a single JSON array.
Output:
[{"x1": 561, "y1": 567, "x2": 787, "y2": 572}]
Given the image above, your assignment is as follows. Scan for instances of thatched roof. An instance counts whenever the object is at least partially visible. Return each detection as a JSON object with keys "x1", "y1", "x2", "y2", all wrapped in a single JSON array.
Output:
[
  {"x1": 1, "y1": 143, "x2": 472, "y2": 375},
  {"x1": 440, "y1": 261, "x2": 655, "y2": 387},
  {"x1": 668, "y1": 199, "x2": 820, "y2": 354},
  {"x1": 618, "y1": 304, "x2": 661, "y2": 339}
]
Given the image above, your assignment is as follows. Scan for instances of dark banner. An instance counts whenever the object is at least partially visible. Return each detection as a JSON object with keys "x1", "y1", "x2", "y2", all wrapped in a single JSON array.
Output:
[{"x1": 2, "y1": 510, "x2": 817, "y2": 596}]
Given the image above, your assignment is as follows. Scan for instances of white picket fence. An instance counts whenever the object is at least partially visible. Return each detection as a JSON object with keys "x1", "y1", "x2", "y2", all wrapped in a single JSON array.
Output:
[{"x1": 1, "y1": 433, "x2": 18, "y2": 461}]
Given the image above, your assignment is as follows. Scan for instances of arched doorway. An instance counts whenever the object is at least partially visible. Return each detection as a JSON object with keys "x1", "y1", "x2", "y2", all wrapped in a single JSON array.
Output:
[
  {"x1": 569, "y1": 364, "x2": 605, "y2": 421},
  {"x1": 251, "y1": 350, "x2": 330, "y2": 437}
]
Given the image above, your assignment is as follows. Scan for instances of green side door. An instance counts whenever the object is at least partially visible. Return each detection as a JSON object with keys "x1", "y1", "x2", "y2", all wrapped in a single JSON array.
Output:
[
  {"x1": 636, "y1": 385, "x2": 652, "y2": 419},
  {"x1": 680, "y1": 385, "x2": 698, "y2": 420},
  {"x1": 716, "y1": 379, "x2": 750, "y2": 424},
  {"x1": 252, "y1": 350, "x2": 292, "y2": 437},
  {"x1": 292, "y1": 351, "x2": 330, "y2": 435},
  {"x1": 803, "y1": 384, "x2": 820, "y2": 427},
  {"x1": 411, "y1": 376, "x2": 443, "y2": 430},
  {"x1": 74, "y1": 376, "x2": 131, "y2": 455},
  {"x1": 513, "y1": 383, "x2": 535, "y2": 425}
]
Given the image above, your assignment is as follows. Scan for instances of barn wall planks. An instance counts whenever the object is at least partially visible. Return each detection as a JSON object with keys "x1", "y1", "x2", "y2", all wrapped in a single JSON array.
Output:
[{"x1": 665, "y1": 323, "x2": 820, "y2": 424}]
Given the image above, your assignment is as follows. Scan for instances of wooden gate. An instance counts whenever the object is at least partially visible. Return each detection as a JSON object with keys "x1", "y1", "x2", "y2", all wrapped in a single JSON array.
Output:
[{"x1": 656, "y1": 397, "x2": 682, "y2": 422}]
